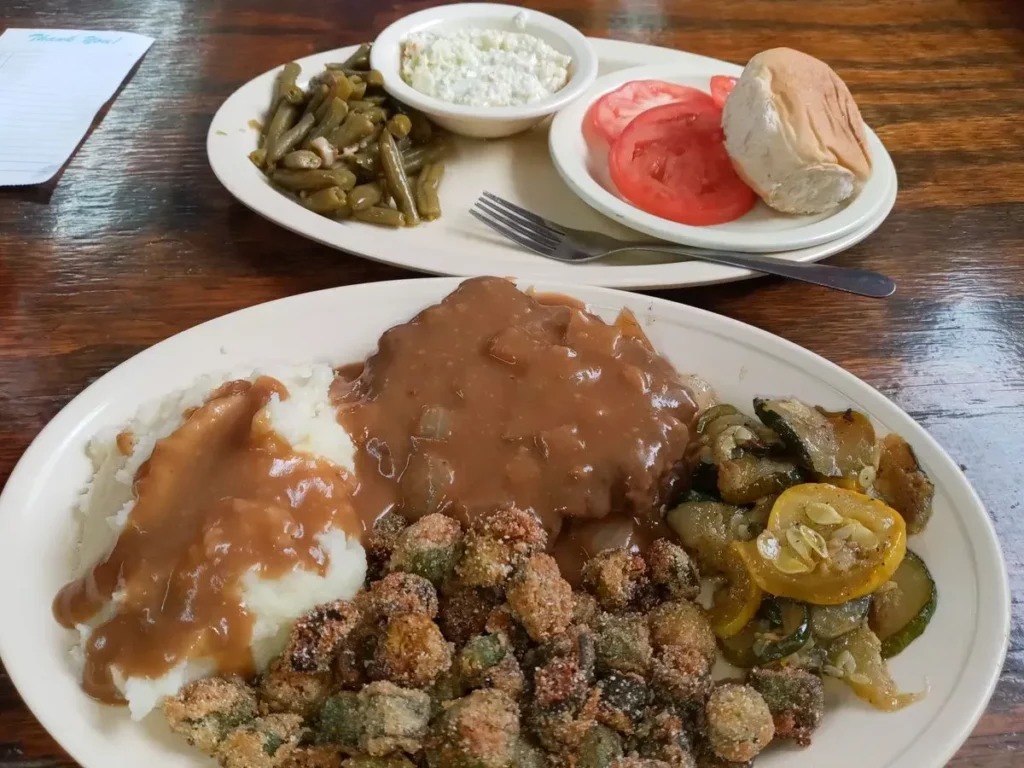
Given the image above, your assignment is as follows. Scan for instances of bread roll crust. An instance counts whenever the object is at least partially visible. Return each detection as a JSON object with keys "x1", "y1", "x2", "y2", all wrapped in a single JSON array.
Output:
[{"x1": 722, "y1": 48, "x2": 872, "y2": 215}]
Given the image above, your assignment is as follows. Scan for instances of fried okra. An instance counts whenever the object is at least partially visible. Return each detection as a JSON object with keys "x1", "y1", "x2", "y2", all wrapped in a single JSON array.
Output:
[
  {"x1": 216, "y1": 713, "x2": 305, "y2": 768},
  {"x1": 456, "y1": 507, "x2": 548, "y2": 588},
  {"x1": 364, "y1": 571, "x2": 438, "y2": 620},
  {"x1": 457, "y1": 633, "x2": 525, "y2": 698},
  {"x1": 579, "y1": 724, "x2": 625, "y2": 768},
  {"x1": 507, "y1": 553, "x2": 573, "y2": 642},
  {"x1": 634, "y1": 709, "x2": 696, "y2": 767},
  {"x1": 368, "y1": 511, "x2": 409, "y2": 580},
  {"x1": 282, "y1": 747, "x2": 343, "y2": 768},
  {"x1": 439, "y1": 585, "x2": 503, "y2": 647},
  {"x1": 647, "y1": 539, "x2": 701, "y2": 601},
  {"x1": 648, "y1": 601, "x2": 717, "y2": 665},
  {"x1": 573, "y1": 592, "x2": 602, "y2": 627},
  {"x1": 704, "y1": 684, "x2": 774, "y2": 763},
  {"x1": 260, "y1": 657, "x2": 333, "y2": 716},
  {"x1": 527, "y1": 625, "x2": 597, "y2": 709},
  {"x1": 484, "y1": 603, "x2": 532, "y2": 657},
  {"x1": 650, "y1": 644, "x2": 713, "y2": 708},
  {"x1": 527, "y1": 685, "x2": 602, "y2": 755},
  {"x1": 596, "y1": 672, "x2": 649, "y2": 735},
  {"x1": 370, "y1": 613, "x2": 452, "y2": 688},
  {"x1": 163, "y1": 675, "x2": 257, "y2": 753},
  {"x1": 514, "y1": 738, "x2": 551, "y2": 768},
  {"x1": 286, "y1": 600, "x2": 363, "y2": 674},
  {"x1": 746, "y1": 667, "x2": 824, "y2": 747},
  {"x1": 582, "y1": 549, "x2": 649, "y2": 612},
  {"x1": 388, "y1": 513, "x2": 463, "y2": 585},
  {"x1": 358, "y1": 681, "x2": 432, "y2": 756},
  {"x1": 341, "y1": 757, "x2": 415, "y2": 768},
  {"x1": 594, "y1": 613, "x2": 653, "y2": 676},
  {"x1": 425, "y1": 689, "x2": 520, "y2": 768},
  {"x1": 313, "y1": 692, "x2": 362, "y2": 751},
  {"x1": 610, "y1": 759, "x2": 673, "y2": 768}
]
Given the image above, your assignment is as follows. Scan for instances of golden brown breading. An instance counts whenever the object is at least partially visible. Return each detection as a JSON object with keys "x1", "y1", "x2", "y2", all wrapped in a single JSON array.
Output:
[
  {"x1": 650, "y1": 644, "x2": 713, "y2": 707},
  {"x1": 647, "y1": 601, "x2": 717, "y2": 664},
  {"x1": 581, "y1": 549, "x2": 649, "y2": 612},
  {"x1": 216, "y1": 713, "x2": 305, "y2": 768},
  {"x1": 506, "y1": 554, "x2": 573, "y2": 643},
  {"x1": 284, "y1": 600, "x2": 363, "y2": 674},
  {"x1": 439, "y1": 585, "x2": 504, "y2": 647},
  {"x1": 365, "y1": 571, "x2": 439, "y2": 621},
  {"x1": 259, "y1": 658, "x2": 332, "y2": 716},
  {"x1": 425, "y1": 689, "x2": 520, "y2": 768},
  {"x1": 358, "y1": 681, "x2": 433, "y2": 756},
  {"x1": 456, "y1": 508, "x2": 548, "y2": 588},
  {"x1": 163, "y1": 675, "x2": 257, "y2": 753},
  {"x1": 646, "y1": 539, "x2": 701, "y2": 601},
  {"x1": 282, "y1": 746, "x2": 344, "y2": 768},
  {"x1": 370, "y1": 613, "x2": 453, "y2": 688},
  {"x1": 704, "y1": 684, "x2": 774, "y2": 763},
  {"x1": 388, "y1": 513, "x2": 463, "y2": 586}
]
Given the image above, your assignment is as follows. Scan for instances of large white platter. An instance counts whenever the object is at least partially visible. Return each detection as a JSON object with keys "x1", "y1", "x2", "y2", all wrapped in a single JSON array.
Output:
[
  {"x1": 207, "y1": 39, "x2": 896, "y2": 289},
  {"x1": 549, "y1": 63, "x2": 897, "y2": 253},
  {"x1": 0, "y1": 278, "x2": 1009, "y2": 768}
]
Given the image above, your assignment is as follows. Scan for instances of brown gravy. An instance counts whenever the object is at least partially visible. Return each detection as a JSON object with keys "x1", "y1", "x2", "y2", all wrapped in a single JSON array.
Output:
[
  {"x1": 335, "y1": 277, "x2": 698, "y2": 579},
  {"x1": 52, "y1": 377, "x2": 358, "y2": 703}
]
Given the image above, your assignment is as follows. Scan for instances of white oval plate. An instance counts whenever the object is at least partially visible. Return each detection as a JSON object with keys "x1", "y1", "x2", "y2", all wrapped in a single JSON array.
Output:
[
  {"x1": 207, "y1": 39, "x2": 896, "y2": 289},
  {"x1": 0, "y1": 278, "x2": 1008, "y2": 768},
  {"x1": 549, "y1": 63, "x2": 898, "y2": 253}
]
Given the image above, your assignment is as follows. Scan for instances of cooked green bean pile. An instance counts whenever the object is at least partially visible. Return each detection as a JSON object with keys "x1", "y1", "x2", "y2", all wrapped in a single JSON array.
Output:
[{"x1": 249, "y1": 43, "x2": 448, "y2": 227}]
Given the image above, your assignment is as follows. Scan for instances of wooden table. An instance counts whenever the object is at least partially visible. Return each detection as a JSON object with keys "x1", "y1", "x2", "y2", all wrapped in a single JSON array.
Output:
[{"x1": 1, "y1": 0, "x2": 1021, "y2": 764}]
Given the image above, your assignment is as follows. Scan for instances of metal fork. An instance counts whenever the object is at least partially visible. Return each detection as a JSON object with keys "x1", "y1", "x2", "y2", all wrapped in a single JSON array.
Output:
[{"x1": 471, "y1": 192, "x2": 896, "y2": 298}]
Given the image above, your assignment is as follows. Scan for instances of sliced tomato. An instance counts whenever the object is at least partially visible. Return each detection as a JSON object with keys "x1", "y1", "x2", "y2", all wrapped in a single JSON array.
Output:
[
  {"x1": 710, "y1": 75, "x2": 738, "y2": 108},
  {"x1": 585, "y1": 80, "x2": 714, "y2": 144},
  {"x1": 608, "y1": 100, "x2": 757, "y2": 226}
]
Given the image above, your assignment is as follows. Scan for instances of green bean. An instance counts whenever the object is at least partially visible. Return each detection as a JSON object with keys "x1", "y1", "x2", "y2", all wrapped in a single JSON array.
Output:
[
  {"x1": 305, "y1": 97, "x2": 349, "y2": 146},
  {"x1": 317, "y1": 72, "x2": 354, "y2": 120},
  {"x1": 356, "y1": 127, "x2": 382, "y2": 151},
  {"x1": 362, "y1": 106, "x2": 388, "y2": 125},
  {"x1": 263, "y1": 102, "x2": 298, "y2": 164},
  {"x1": 267, "y1": 111, "x2": 316, "y2": 164},
  {"x1": 348, "y1": 182, "x2": 384, "y2": 211},
  {"x1": 301, "y1": 187, "x2": 348, "y2": 214},
  {"x1": 379, "y1": 130, "x2": 419, "y2": 226},
  {"x1": 407, "y1": 109, "x2": 433, "y2": 145},
  {"x1": 275, "y1": 62, "x2": 304, "y2": 106},
  {"x1": 342, "y1": 151, "x2": 378, "y2": 178},
  {"x1": 282, "y1": 149, "x2": 322, "y2": 170},
  {"x1": 326, "y1": 68, "x2": 384, "y2": 88},
  {"x1": 353, "y1": 206, "x2": 404, "y2": 227},
  {"x1": 348, "y1": 77, "x2": 367, "y2": 100},
  {"x1": 271, "y1": 168, "x2": 357, "y2": 192},
  {"x1": 302, "y1": 83, "x2": 329, "y2": 118},
  {"x1": 340, "y1": 43, "x2": 371, "y2": 71},
  {"x1": 401, "y1": 140, "x2": 449, "y2": 175},
  {"x1": 386, "y1": 113, "x2": 412, "y2": 139},
  {"x1": 326, "y1": 112, "x2": 375, "y2": 149},
  {"x1": 414, "y1": 162, "x2": 445, "y2": 221},
  {"x1": 347, "y1": 100, "x2": 380, "y2": 112},
  {"x1": 249, "y1": 147, "x2": 267, "y2": 168}
]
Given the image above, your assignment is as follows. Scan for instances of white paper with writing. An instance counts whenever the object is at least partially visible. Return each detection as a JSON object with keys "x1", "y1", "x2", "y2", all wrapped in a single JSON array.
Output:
[{"x1": 0, "y1": 29, "x2": 154, "y2": 186}]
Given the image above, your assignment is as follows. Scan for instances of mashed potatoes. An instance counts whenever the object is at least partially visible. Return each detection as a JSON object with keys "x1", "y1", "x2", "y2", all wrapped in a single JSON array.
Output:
[{"x1": 66, "y1": 363, "x2": 366, "y2": 720}]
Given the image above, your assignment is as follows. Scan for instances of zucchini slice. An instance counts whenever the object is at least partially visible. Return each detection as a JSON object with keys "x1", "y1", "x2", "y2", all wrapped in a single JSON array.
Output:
[
  {"x1": 718, "y1": 598, "x2": 810, "y2": 667},
  {"x1": 810, "y1": 597, "x2": 870, "y2": 640},
  {"x1": 697, "y1": 403, "x2": 739, "y2": 434},
  {"x1": 666, "y1": 500, "x2": 741, "y2": 573},
  {"x1": 826, "y1": 624, "x2": 922, "y2": 711},
  {"x1": 755, "y1": 598, "x2": 811, "y2": 665},
  {"x1": 754, "y1": 398, "x2": 840, "y2": 477},
  {"x1": 868, "y1": 551, "x2": 936, "y2": 657},
  {"x1": 819, "y1": 408, "x2": 879, "y2": 489},
  {"x1": 717, "y1": 455, "x2": 804, "y2": 505},
  {"x1": 874, "y1": 434, "x2": 935, "y2": 535}
]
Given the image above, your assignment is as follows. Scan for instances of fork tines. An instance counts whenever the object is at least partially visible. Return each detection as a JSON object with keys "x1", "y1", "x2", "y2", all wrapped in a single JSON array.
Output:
[{"x1": 471, "y1": 192, "x2": 566, "y2": 256}]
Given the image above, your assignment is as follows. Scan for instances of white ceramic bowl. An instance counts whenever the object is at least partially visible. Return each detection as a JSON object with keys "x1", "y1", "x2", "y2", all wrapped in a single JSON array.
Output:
[{"x1": 370, "y1": 3, "x2": 598, "y2": 138}]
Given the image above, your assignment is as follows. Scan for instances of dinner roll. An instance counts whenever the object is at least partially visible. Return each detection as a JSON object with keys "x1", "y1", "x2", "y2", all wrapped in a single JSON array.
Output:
[{"x1": 722, "y1": 48, "x2": 872, "y2": 215}]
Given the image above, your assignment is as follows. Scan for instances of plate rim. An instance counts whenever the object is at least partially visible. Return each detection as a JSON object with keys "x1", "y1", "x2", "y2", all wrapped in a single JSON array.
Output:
[
  {"x1": 547, "y1": 61, "x2": 898, "y2": 253},
  {"x1": 0, "y1": 276, "x2": 1010, "y2": 768},
  {"x1": 205, "y1": 38, "x2": 896, "y2": 289}
]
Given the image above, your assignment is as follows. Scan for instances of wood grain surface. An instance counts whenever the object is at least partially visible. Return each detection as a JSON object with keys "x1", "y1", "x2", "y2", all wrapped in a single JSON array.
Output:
[{"x1": 1, "y1": 0, "x2": 1022, "y2": 764}]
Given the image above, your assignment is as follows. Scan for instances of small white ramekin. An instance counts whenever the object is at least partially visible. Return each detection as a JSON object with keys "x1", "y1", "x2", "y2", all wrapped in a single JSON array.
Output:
[{"x1": 370, "y1": 3, "x2": 598, "y2": 139}]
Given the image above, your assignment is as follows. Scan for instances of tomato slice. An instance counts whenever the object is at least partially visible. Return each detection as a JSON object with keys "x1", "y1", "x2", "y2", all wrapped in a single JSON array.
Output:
[
  {"x1": 710, "y1": 75, "x2": 738, "y2": 108},
  {"x1": 608, "y1": 100, "x2": 757, "y2": 226},
  {"x1": 585, "y1": 79, "x2": 714, "y2": 144}
]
